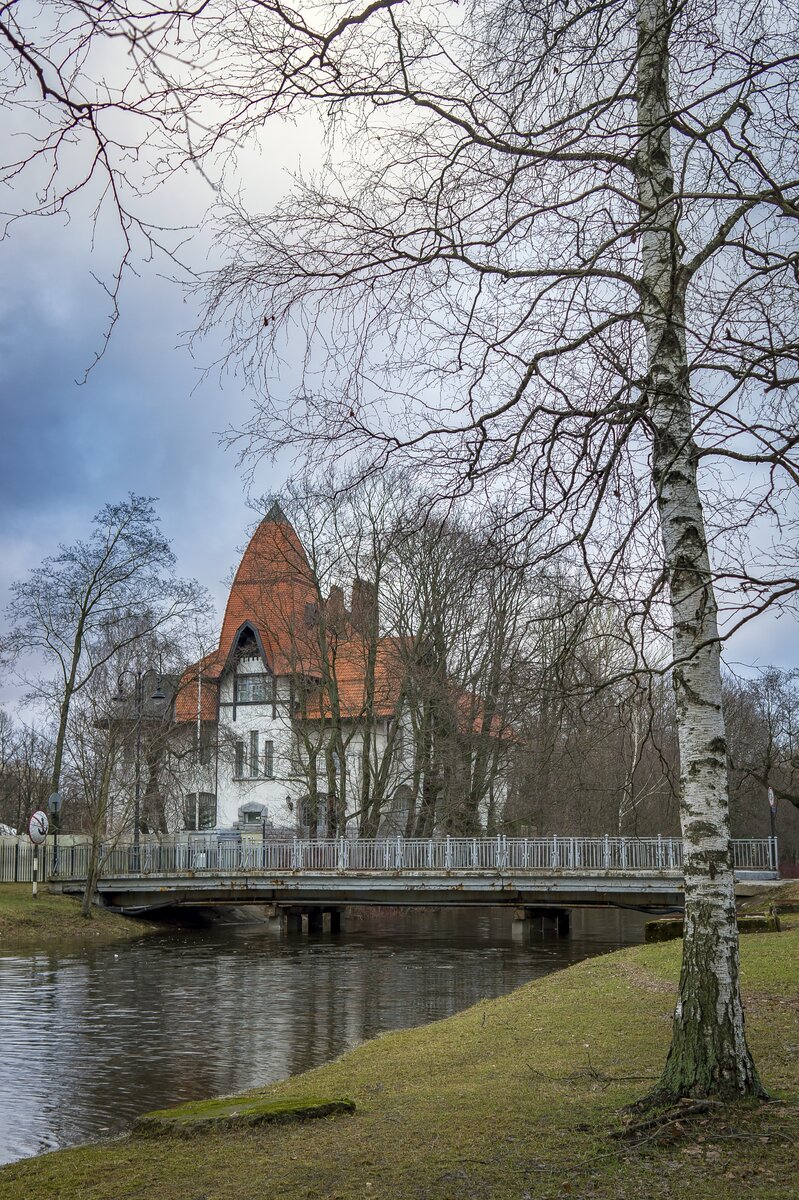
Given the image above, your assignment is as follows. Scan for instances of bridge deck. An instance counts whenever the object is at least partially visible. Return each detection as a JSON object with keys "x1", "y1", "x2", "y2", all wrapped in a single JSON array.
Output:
[{"x1": 50, "y1": 835, "x2": 779, "y2": 913}]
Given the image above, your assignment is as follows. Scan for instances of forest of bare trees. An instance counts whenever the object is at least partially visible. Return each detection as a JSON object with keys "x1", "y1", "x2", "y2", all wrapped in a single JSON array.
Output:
[{"x1": 229, "y1": 480, "x2": 799, "y2": 860}]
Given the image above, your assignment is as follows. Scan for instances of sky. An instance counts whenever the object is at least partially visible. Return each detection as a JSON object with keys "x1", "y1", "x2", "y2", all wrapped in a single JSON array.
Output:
[
  {"x1": 0, "y1": 97, "x2": 328, "y2": 710},
  {"x1": 0, "y1": 211, "x2": 260, "y2": 568},
  {"x1": 0, "y1": 108, "x2": 795, "y2": 715},
  {"x1": 0, "y1": 126, "x2": 306, "y2": 707}
]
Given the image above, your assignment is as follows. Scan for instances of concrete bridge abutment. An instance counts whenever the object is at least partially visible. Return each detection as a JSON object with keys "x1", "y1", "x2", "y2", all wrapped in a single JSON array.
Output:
[
  {"x1": 265, "y1": 905, "x2": 344, "y2": 936},
  {"x1": 512, "y1": 907, "x2": 571, "y2": 940}
]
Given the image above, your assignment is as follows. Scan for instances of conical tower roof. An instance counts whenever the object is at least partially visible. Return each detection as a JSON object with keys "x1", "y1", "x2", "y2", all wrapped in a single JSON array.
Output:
[
  {"x1": 174, "y1": 507, "x2": 320, "y2": 722},
  {"x1": 216, "y1": 507, "x2": 319, "y2": 673}
]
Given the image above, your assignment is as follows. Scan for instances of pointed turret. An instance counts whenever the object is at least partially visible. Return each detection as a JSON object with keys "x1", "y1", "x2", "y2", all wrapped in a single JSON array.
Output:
[{"x1": 174, "y1": 507, "x2": 320, "y2": 721}]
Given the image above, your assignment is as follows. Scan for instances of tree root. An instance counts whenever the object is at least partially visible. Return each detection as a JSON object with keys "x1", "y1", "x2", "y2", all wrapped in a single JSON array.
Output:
[{"x1": 612, "y1": 1099, "x2": 720, "y2": 1143}]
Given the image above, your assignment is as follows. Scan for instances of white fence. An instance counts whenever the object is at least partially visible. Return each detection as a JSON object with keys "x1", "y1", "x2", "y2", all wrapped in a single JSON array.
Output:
[
  {"x1": 5, "y1": 834, "x2": 776, "y2": 881},
  {"x1": 1, "y1": 838, "x2": 52, "y2": 883},
  {"x1": 0, "y1": 837, "x2": 96, "y2": 883}
]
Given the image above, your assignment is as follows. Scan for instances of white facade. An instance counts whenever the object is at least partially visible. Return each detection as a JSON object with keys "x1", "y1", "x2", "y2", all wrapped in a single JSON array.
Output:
[
  {"x1": 216, "y1": 655, "x2": 303, "y2": 830},
  {"x1": 181, "y1": 650, "x2": 414, "y2": 835}
]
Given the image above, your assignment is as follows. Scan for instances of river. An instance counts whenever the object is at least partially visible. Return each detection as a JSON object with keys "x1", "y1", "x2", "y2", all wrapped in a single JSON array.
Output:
[{"x1": 0, "y1": 906, "x2": 646, "y2": 1164}]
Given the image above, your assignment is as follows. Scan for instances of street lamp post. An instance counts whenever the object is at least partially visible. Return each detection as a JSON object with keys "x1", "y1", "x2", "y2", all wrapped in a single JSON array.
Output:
[
  {"x1": 114, "y1": 665, "x2": 166, "y2": 870},
  {"x1": 133, "y1": 672, "x2": 143, "y2": 865}
]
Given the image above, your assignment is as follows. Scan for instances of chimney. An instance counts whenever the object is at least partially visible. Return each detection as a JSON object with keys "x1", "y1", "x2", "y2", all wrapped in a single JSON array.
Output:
[
  {"x1": 326, "y1": 585, "x2": 346, "y2": 630},
  {"x1": 350, "y1": 577, "x2": 377, "y2": 634}
]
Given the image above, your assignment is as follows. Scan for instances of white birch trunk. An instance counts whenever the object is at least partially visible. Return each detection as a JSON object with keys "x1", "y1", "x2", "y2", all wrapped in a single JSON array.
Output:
[{"x1": 636, "y1": 0, "x2": 763, "y2": 1098}]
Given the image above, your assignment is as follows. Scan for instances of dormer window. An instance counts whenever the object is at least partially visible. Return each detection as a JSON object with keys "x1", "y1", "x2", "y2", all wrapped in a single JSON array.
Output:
[
  {"x1": 235, "y1": 674, "x2": 273, "y2": 704},
  {"x1": 235, "y1": 626, "x2": 260, "y2": 657}
]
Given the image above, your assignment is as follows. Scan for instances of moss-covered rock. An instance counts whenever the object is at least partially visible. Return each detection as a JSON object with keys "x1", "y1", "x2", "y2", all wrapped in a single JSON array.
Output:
[{"x1": 134, "y1": 1094, "x2": 356, "y2": 1137}]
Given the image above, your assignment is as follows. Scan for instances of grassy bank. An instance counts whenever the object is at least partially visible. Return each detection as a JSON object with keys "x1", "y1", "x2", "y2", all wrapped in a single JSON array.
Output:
[
  {"x1": 1, "y1": 919, "x2": 796, "y2": 1200},
  {"x1": 0, "y1": 884, "x2": 158, "y2": 948}
]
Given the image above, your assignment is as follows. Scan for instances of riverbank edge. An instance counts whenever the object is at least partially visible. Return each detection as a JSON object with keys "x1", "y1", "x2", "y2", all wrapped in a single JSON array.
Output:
[
  {"x1": 1, "y1": 919, "x2": 797, "y2": 1200},
  {"x1": 0, "y1": 884, "x2": 161, "y2": 948}
]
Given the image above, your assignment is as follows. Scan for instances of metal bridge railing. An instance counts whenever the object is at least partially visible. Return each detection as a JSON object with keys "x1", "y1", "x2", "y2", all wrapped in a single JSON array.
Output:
[{"x1": 42, "y1": 834, "x2": 780, "y2": 881}]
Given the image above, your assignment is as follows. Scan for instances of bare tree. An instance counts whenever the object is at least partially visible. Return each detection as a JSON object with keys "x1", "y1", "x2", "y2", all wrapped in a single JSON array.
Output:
[
  {"x1": 2, "y1": 494, "x2": 209, "y2": 810},
  {"x1": 724, "y1": 668, "x2": 799, "y2": 867},
  {"x1": 62, "y1": 690, "x2": 125, "y2": 917},
  {"x1": 0, "y1": 711, "x2": 52, "y2": 833},
  {"x1": 726, "y1": 669, "x2": 799, "y2": 809},
  {"x1": 271, "y1": 478, "x2": 412, "y2": 835}
]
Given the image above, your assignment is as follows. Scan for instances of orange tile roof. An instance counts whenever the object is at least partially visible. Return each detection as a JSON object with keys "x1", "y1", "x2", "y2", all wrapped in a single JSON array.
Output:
[
  {"x1": 217, "y1": 504, "x2": 321, "y2": 676},
  {"x1": 174, "y1": 653, "x2": 222, "y2": 723},
  {"x1": 175, "y1": 504, "x2": 320, "y2": 722},
  {"x1": 454, "y1": 689, "x2": 513, "y2": 740},
  {"x1": 175, "y1": 507, "x2": 511, "y2": 740},
  {"x1": 299, "y1": 636, "x2": 407, "y2": 720}
]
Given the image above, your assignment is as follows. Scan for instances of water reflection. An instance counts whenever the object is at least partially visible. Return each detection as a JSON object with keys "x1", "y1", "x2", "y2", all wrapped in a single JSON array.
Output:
[{"x1": 0, "y1": 907, "x2": 645, "y2": 1164}]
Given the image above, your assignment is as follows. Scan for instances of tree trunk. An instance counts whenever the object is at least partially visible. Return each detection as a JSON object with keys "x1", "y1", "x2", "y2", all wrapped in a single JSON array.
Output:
[
  {"x1": 81, "y1": 835, "x2": 102, "y2": 918},
  {"x1": 636, "y1": 0, "x2": 762, "y2": 1099},
  {"x1": 50, "y1": 609, "x2": 89, "y2": 795},
  {"x1": 51, "y1": 693, "x2": 71, "y2": 798},
  {"x1": 79, "y1": 835, "x2": 102, "y2": 916}
]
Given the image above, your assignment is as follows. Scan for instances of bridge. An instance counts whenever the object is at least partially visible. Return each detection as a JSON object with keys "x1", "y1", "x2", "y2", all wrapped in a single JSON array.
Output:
[{"x1": 51, "y1": 835, "x2": 779, "y2": 932}]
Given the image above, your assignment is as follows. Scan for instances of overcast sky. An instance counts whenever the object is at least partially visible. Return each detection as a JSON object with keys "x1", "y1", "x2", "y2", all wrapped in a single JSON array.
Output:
[
  {"x1": 0, "y1": 118, "x2": 796, "y2": 713},
  {"x1": 0, "y1": 110, "x2": 319, "y2": 708},
  {"x1": 0, "y1": 174, "x2": 284, "y2": 707}
]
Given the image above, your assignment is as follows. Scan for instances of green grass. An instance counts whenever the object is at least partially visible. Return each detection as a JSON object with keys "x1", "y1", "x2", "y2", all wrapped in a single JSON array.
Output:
[
  {"x1": 0, "y1": 884, "x2": 158, "y2": 947},
  {"x1": 1, "y1": 923, "x2": 797, "y2": 1200}
]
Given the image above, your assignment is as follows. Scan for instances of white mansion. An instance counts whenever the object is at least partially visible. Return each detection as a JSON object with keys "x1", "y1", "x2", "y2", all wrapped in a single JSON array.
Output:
[{"x1": 170, "y1": 504, "x2": 510, "y2": 836}]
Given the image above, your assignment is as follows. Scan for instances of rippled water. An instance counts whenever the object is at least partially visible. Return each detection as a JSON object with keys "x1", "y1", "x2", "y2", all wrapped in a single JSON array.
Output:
[{"x1": 0, "y1": 907, "x2": 645, "y2": 1164}]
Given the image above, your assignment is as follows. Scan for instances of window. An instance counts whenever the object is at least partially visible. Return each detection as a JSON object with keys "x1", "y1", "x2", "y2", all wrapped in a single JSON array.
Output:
[
  {"x1": 236, "y1": 674, "x2": 273, "y2": 704},
  {"x1": 249, "y1": 730, "x2": 260, "y2": 778},
  {"x1": 184, "y1": 793, "x2": 217, "y2": 831},
  {"x1": 263, "y1": 739, "x2": 274, "y2": 778},
  {"x1": 198, "y1": 794, "x2": 217, "y2": 830},
  {"x1": 234, "y1": 740, "x2": 245, "y2": 777}
]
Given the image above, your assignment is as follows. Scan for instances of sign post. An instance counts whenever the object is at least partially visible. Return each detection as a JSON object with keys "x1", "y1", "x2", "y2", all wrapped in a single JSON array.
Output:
[{"x1": 28, "y1": 810, "x2": 49, "y2": 899}]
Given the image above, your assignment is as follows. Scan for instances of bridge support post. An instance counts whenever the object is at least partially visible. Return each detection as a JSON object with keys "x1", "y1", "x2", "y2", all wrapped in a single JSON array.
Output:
[
  {"x1": 512, "y1": 907, "x2": 535, "y2": 941},
  {"x1": 512, "y1": 907, "x2": 571, "y2": 940},
  {"x1": 266, "y1": 906, "x2": 342, "y2": 935},
  {"x1": 284, "y1": 909, "x2": 303, "y2": 935},
  {"x1": 264, "y1": 904, "x2": 285, "y2": 935},
  {"x1": 306, "y1": 909, "x2": 324, "y2": 935}
]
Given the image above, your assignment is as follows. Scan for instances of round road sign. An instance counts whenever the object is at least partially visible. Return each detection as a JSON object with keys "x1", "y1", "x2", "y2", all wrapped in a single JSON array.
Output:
[{"x1": 28, "y1": 810, "x2": 49, "y2": 845}]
